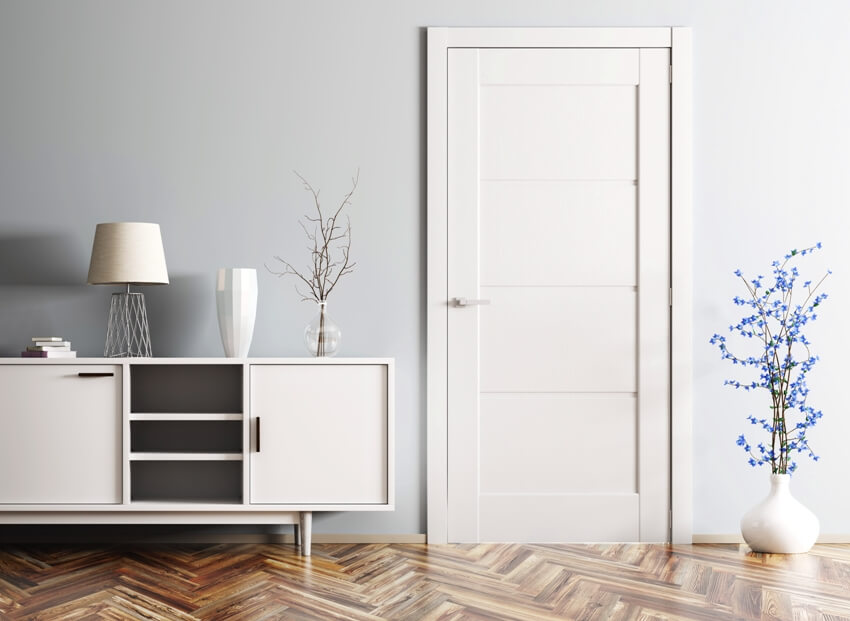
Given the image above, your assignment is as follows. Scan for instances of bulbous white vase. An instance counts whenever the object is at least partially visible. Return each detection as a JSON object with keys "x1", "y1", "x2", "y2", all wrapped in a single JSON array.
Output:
[
  {"x1": 216, "y1": 268, "x2": 257, "y2": 358},
  {"x1": 741, "y1": 474, "x2": 819, "y2": 554}
]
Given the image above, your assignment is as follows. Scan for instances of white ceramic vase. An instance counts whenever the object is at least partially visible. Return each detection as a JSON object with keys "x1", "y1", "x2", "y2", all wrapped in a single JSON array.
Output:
[
  {"x1": 216, "y1": 268, "x2": 257, "y2": 358},
  {"x1": 740, "y1": 474, "x2": 819, "y2": 553}
]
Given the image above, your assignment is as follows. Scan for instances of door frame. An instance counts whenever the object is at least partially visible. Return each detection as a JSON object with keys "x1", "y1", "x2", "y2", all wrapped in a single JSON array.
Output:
[{"x1": 426, "y1": 27, "x2": 693, "y2": 544}]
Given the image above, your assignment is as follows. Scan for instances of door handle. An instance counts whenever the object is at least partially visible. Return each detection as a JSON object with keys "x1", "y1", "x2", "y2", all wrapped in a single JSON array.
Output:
[
  {"x1": 452, "y1": 297, "x2": 491, "y2": 307},
  {"x1": 77, "y1": 372, "x2": 115, "y2": 377},
  {"x1": 256, "y1": 417, "x2": 261, "y2": 452}
]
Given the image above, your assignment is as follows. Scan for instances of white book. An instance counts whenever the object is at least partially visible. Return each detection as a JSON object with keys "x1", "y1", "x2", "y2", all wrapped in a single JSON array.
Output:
[
  {"x1": 27, "y1": 345, "x2": 72, "y2": 352},
  {"x1": 31, "y1": 337, "x2": 63, "y2": 342},
  {"x1": 33, "y1": 341, "x2": 71, "y2": 347}
]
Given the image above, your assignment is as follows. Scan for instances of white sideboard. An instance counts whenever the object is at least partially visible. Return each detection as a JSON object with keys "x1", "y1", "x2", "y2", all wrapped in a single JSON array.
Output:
[{"x1": 0, "y1": 358, "x2": 394, "y2": 555}]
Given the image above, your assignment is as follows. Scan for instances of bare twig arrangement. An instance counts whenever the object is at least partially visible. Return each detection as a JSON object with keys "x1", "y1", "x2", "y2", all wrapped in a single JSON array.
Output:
[{"x1": 267, "y1": 170, "x2": 358, "y2": 304}]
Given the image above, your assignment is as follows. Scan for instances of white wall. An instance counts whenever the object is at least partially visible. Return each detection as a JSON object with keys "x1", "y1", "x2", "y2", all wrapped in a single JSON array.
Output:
[{"x1": 1, "y1": 0, "x2": 849, "y2": 536}]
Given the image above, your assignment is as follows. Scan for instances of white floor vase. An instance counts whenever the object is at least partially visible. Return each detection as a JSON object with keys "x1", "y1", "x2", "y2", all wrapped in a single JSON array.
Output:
[
  {"x1": 216, "y1": 268, "x2": 258, "y2": 358},
  {"x1": 740, "y1": 473, "x2": 819, "y2": 554}
]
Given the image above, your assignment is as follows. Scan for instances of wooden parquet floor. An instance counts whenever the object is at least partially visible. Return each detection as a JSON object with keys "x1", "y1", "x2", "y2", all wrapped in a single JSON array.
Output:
[{"x1": 1, "y1": 543, "x2": 849, "y2": 620}]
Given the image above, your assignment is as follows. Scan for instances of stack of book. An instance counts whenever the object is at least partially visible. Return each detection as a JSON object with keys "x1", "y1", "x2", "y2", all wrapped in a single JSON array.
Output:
[{"x1": 21, "y1": 337, "x2": 77, "y2": 358}]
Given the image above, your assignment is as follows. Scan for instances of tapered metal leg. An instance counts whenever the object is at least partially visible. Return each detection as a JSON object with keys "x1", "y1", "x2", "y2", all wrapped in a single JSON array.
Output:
[{"x1": 299, "y1": 512, "x2": 312, "y2": 556}]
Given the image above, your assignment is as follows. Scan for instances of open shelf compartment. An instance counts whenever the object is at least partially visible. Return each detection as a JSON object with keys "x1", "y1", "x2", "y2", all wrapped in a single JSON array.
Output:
[
  {"x1": 131, "y1": 460, "x2": 243, "y2": 503},
  {"x1": 130, "y1": 420, "x2": 243, "y2": 454},
  {"x1": 130, "y1": 364, "x2": 243, "y2": 414}
]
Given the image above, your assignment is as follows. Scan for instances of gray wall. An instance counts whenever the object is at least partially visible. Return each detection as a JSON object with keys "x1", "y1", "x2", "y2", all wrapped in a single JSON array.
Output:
[{"x1": 2, "y1": 1, "x2": 850, "y2": 537}]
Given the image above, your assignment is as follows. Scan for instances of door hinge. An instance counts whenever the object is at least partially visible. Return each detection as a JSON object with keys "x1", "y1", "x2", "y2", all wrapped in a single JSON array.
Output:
[
  {"x1": 669, "y1": 288, "x2": 673, "y2": 307},
  {"x1": 669, "y1": 64, "x2": 673, "y2": 84}
]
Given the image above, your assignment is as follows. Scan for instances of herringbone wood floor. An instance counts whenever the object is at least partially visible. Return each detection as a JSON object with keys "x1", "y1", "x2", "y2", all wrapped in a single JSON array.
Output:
[{"x1": 1, "y1": 543, "x2": 849, "y2": 620}]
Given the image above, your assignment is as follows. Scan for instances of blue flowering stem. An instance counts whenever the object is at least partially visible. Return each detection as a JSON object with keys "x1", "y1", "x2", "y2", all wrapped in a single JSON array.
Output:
[{"x1": 710, "y1": 244, "x2": 829, "y2": 474}]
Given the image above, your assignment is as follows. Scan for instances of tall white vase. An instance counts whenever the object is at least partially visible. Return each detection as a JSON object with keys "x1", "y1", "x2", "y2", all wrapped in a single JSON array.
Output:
[
  {"x1": 216, "y1": 268, "x2": 257, "y2": 358},
  {"x1": 740, "y1": 474, "x2": 819, "y2": 554}
]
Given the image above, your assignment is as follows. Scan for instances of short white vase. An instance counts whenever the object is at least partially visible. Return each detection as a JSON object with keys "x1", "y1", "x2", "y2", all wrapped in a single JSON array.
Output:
[
  {"x1": 216, "y1": 268, "x2": 257, "y2": 358},
  {"x1": 740, "y1": 474, "x2": 819, "y2": 554}
]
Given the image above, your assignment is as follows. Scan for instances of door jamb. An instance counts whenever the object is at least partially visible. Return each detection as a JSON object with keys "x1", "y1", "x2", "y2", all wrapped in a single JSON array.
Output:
[{"x1": 426, "y1": 27, "x2": 693, "y2": 544}]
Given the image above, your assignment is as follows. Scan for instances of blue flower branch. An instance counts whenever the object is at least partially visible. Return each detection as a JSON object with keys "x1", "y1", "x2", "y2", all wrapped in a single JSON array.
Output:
[{"x1": 710, "y1": 244, "x2": 830, "y2": 474}]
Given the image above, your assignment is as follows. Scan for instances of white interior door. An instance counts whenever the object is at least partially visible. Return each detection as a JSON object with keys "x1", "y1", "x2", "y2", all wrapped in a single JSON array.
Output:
[{"x1": 447, "y1": 47, "x2": 671, "y2": 542}]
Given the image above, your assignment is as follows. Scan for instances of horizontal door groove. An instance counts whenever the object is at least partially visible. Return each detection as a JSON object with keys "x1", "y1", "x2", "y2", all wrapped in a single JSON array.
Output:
[
  {"x1": 481, "y1": 83, "x2": 639, "y2": 87},
  {"x1": 480, "y1": 284, "x2": 637, "y2": 289},
  {"x1": 480, "y1": 391, "x2": 637, "y2": 397},
  {"x1": 445, "y1": 46, "x2": 671, "y2": 50},
  {"x1": 481, "y1": 178, "x2": 636, "y2": 183},
  {"x1": 480, "y1": 492, "x2": 640, "y2": 497}
]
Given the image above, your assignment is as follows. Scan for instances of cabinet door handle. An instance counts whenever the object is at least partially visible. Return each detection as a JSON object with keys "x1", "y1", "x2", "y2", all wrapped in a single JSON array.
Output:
[
  {"x1": 77, "y1": 372, "x2": 115, "y2": 377},
  {"x1": 256, "y1": 417, "x2": 261, "y2": 452}
]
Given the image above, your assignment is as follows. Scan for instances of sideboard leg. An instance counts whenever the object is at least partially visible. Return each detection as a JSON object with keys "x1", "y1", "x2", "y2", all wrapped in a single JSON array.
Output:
[
  {"x1": 300, "y1": 511, "x2": 312, "y2": 556},
  {"x1": 293, "y1": 522, "x2": 301, "y2": 547}
]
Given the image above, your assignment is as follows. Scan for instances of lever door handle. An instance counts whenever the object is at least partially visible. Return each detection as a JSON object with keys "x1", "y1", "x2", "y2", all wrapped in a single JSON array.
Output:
[{"x1": 452, "y1": 297, "x2": 491, "y2": 307}]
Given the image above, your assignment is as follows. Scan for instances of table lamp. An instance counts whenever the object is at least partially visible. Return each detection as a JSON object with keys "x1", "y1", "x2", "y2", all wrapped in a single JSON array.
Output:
[{"x1": 87, "y1": 222, "x2": 169, "y2": 357}]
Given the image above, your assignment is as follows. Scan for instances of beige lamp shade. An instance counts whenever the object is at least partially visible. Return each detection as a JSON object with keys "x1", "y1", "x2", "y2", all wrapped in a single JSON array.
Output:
[{"x1": 87, "y1": 222, "x2": 169, "y2": 285}]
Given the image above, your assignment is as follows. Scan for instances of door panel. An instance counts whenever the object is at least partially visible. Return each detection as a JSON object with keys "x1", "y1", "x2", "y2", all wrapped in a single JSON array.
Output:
[
  {"x1": 480, "y1": 86, "x2": 637, "y2": 180},
  {"x1": 480, "y1": 395, "x2": 637, "y2": 493},
  {"x1": 479, "y1": 287, "x2": 637, "y2": 393},
  {"x1": 448, "y1": 46, "x2": 670, "y2": 542},
  {"x1": 250, "y1": 364, "x2": 388, "y2": 504},
  {"x1": 479, "y1": 48, "x2": 638, "y2": 85},
  {"x1": 0, "y1": 365, "x2": 122, "y2": 504},
  {"x1": 480, "y1": 180, "x2": 637, "y2": 286},
  {"x1": 479, "y1": 494, "x2": 639, "y2": 543}
]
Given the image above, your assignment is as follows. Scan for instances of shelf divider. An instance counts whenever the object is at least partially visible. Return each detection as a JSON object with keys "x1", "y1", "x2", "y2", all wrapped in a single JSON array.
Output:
[
  {"x1": 130, "y1": 452, "x2": 244, "y2": 461},
  {"x1": 129, "y1": 413, "x2": 244, "y2": 421}
]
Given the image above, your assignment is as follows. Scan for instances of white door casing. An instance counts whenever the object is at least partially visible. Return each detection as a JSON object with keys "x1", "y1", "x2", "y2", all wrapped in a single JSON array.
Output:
[{"x1": 427, "y1": 28, "x2": 693, "y2": 544}]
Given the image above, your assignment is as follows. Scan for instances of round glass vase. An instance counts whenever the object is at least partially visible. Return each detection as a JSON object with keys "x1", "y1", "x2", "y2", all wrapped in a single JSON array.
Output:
[{"x1": 305, "y1": 300, "x2": 341, "y2": 357}]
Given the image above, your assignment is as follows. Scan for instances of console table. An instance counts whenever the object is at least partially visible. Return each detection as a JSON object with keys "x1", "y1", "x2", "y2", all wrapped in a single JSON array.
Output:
[{"x1": 0, "y1": 358, "x2": 394, "y2": 555}]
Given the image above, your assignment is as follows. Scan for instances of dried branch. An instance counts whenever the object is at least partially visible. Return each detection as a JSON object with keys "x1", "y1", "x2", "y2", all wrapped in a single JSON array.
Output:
[{"x1": 266, "y1": 170, "x2": 359, "y2": 303}]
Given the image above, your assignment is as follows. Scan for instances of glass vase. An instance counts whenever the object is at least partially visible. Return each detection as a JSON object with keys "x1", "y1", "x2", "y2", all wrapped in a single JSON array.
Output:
[{"x1": 305, "y1": 300, "x2": 341, "y2": 357}]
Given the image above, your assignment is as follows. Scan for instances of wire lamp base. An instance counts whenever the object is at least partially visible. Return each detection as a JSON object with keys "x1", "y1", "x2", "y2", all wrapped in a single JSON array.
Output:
[{"x1": 104, "y1": 291, "x2": 153, "y2": 357}]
